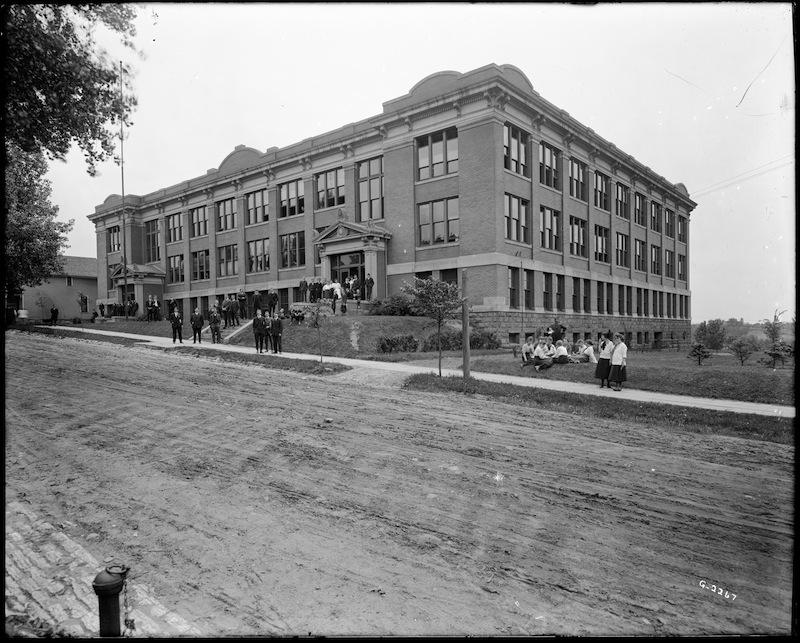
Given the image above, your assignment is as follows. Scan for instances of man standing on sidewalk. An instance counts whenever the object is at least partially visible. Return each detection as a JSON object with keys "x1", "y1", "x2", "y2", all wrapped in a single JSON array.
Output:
[
  {"x1": 269, "y1": 312, "x2": 283, "y2": 354},
  {"x1": 190, "y1": 307, "x2": 204, "y2": 344}
]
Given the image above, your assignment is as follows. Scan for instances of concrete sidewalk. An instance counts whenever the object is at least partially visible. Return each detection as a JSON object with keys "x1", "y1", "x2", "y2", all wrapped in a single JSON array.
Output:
[{"x1": 35, "y1": 325, "x2": 795, "y2": 418}]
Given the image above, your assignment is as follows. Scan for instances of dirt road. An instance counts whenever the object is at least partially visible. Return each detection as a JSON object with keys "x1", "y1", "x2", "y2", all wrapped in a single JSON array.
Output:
[{"x1": 4, "y1": 332, "x2": 793, "y2": 635}]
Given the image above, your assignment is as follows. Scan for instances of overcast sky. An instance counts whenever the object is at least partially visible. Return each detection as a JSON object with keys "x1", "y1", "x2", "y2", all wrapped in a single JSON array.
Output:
[{"x1": 45, "y1": 2, "x2": 795, "y2": 324}]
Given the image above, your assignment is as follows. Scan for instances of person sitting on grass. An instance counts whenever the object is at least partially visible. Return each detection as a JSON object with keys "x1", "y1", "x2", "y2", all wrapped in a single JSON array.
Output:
[
  {"x1": 552, "y1": 339, "x2": 570, "y2": 364},
  {"x1": 532, "y1": 337, "x2": 554, "y2": 372},
  {"x1": 520, "y1": 336, "x2": 536, "y2": 368}
]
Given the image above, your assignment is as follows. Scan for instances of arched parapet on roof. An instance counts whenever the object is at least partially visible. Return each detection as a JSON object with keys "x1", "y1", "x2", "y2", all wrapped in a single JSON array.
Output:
[
  {"x1": 675, "y1": 182, "x2": 689, "y2": 196},
  {"x1": 498, "y1": 64, "x2": 534, "y2": 93},
  {"x1": 217, "y1": 144, "x2": 263, "y2": 176}
]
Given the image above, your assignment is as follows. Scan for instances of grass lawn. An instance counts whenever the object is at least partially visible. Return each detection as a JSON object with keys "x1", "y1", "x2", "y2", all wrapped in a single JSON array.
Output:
[
  {"x1": 404, "y1": 374, "x2": 794, "y2": 445},
  {"x1": 469, "y1": 349, "x2": 794, "y2": 406}
]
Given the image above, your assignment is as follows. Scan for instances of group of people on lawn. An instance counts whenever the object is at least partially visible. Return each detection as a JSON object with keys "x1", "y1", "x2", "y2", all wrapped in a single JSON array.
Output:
[
  {"x1": 521, "y1": 331, "x2": 628, "y2": 391},
  {"x1": 166, "y1": 304, "x2": 283, "y2": 351}
]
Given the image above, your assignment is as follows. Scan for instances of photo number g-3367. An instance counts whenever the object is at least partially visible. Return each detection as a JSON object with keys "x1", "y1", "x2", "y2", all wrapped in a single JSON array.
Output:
[{"x1": 699, "y1": 579, "x2": 736, "y2": 601}]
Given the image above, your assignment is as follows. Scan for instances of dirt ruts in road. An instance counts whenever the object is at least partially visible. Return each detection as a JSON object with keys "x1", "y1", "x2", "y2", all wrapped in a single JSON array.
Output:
[{"x1": 5, "y1": 332, "x2": 793, "y2": 635}]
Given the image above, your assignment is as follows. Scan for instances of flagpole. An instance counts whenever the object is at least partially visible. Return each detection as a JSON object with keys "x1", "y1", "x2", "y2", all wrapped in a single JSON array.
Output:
[{"x1": 119, "y1": 60, "x2": 128, "y2": 318}]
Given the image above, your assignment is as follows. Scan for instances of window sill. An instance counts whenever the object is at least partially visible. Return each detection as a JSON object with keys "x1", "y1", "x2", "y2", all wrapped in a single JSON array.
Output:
[
  {"x1": 415, "y1": 241, "x2": 460, "y2": 251},
  {"x1": 245, "y1": 221, "x2": 269, "y2": 228},
  {"x1": 503, "y1": 168, "x2": 532, "y2": 181},
  {"x1": 538, "y1": 182, "x2": 562, "y2": 195},
  {"x1": 414, "y1": 173, "x2": 457, "y2": 186},
  {"x1": 313, "y1": 203, "x2": 346, "y2": 214}
]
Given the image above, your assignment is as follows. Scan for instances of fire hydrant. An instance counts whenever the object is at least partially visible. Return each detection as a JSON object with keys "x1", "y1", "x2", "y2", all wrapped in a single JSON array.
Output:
[{"x1": 92, "y1": 564, "x2": 129, "y2": 637}]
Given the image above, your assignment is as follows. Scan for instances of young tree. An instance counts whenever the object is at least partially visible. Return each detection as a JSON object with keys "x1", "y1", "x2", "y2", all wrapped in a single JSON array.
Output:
[
  {"x1": 726, "y1": 336, "x2": 758, "y2": 366},
  {"x1": 694, "y1": 318, "x2": 726, "y2": 349},
  {"x1": 687, "y1": 343, "x2": 712, "y2": 366},
  {"x1": 4, "y1": 143, "x2": 74, "y2": 299},
  {"x1": 304, "y1": 299, "x2": 327, "y2": 365},
  {"x1": 760, "y1": 309, "x2": 793, "y2": 369},
  {"x1": 402, "y1": 277, "x2": 463, "y2": 377},
  {"x1": 3, "y1": 4, "x2": 139, "y2": 175},
  {"x1": 761, "y1": 309, "x2": 787, "y2": 344}
]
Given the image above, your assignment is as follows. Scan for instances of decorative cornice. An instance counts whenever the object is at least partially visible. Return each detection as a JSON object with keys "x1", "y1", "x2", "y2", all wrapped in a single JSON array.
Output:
[
  {"x1": 562, "y1": 132, "x2": 575, "y2": 150},
  {"x1": 402, "y1": 116, "x2": 413, "y2": 132},
  {"x1": 484, "y1": 87, "x2": 510, "y2": 110},
  {"x1": 531, "y1": 113, "x2": 546, "y2": 132},
  {"x1": 452, "y1": 100, "x2": 461, "y2": 118},
  {"x1": 298, "y1": 156, "x2": 312, "y2": 172},
  {"x1": 261, "y1": 167, "x2": 275, "y2": 184},
  {"x1": 375, "y1": 125, "x2": 388, "y2": 140},
  {"x1": 338, "y1": 143, "x2": 354, "y2": 159}
]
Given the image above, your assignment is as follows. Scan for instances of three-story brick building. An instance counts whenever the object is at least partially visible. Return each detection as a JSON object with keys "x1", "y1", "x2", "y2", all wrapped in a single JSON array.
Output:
[{"x1": 89, "y1": 63, "x2": 695, "y2": 347}]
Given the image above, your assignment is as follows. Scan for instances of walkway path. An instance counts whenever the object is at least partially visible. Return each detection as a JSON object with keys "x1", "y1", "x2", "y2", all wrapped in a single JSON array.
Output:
[{"x1": 37, "y1": 325, "x2": 794, "y2": 418}]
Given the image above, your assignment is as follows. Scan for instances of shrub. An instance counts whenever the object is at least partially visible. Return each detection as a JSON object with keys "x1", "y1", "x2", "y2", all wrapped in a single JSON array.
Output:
[
  {"x1": 421, "y1": 328, "x2": 501, "y2": 352},
  {"x1": 367, "y1": 294, "x2": 422, "y2": 316},
  {"x1": 376, "y1": 334, "x2": 419, "y2": 353},
  {"x1": 687, "y1": 343, "x2": 712, "y2": 366},
  {"x1": 71, "y1": 317, "x2": 82, "y2": 324},
  {"x1": 726, "y1": 336, "x2": 759, "y2": 366}
]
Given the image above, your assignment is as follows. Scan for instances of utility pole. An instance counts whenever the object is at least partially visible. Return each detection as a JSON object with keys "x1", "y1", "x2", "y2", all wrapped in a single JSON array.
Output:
[
  {"x1": 461, "y1": 269, "x2": 470, "y2": 379},
  {"x1": 119, "y1": 61, "x2": 128, "y2": 319}
]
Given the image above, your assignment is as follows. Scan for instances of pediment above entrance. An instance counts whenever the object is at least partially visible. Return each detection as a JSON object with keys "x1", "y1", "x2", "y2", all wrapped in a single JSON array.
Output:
[
  {"x1": 313, "y1": 220, "x2": 392, "y2": 245},
  {"x1": 109, "y1": 263, "x2": 166, "y2": 279}
]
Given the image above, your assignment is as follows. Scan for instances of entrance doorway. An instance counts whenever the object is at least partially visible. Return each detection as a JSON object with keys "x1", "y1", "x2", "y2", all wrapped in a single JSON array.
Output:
[{"x1": 330, "y1": 251, "x2": 365, "y2": 294}]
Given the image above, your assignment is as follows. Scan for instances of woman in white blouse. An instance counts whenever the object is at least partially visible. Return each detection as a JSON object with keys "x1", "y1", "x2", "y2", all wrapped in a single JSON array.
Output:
[
  {"x1": 594, "y1": 332, "x2": 613, "y2": 388},
  {"x1": 608, "y1": 333, "x2": 628, "y2": 391}
]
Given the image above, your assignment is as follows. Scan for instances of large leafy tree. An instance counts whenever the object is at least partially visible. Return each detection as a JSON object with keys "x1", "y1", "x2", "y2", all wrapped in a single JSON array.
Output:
[
  {"x1": 402, "y1": 277, "x2": 463, "y2": 377},
  {"x1": 3, "y1": 4, "x2": 139, "y2": 175},
  {"x1": 4, "y1": 142, "x2": 73, "y2": 297},
  {"x1": 694, "y1": 318, "x2": 726, "y2": 350}
]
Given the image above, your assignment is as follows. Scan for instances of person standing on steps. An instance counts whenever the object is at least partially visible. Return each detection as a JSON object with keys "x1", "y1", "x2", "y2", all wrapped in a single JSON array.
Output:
[
  {"x1": 608, "y1": 333, "x2": 628, "y2": 391},
  {"x1": 230, "y1": 295, "x2": 240, "y2": 327},
  {"x1": 268, "y1": 290, "x2": 279, "y2": 317},
  {"x1": 170, "y1": 307, "x2": 184, "y2": 344},
  {"x1": 190, "y1": 307, "x2": 204, "y2": 344},
  {"x1": 237, "y1": 288, "x2": 248, "y2": 320},
  {"x1": 221, "y1": 296, "x2": 231, "y2": 328},
  {"x1": 299, "y1": 278, "x2": 308, "y2": 303},
  {"x1": 595, "y1": 331, "x2": 613, "y2": 388},
  {"x1": 365, "y1": 273, "x2": 374, "y2": 301}
]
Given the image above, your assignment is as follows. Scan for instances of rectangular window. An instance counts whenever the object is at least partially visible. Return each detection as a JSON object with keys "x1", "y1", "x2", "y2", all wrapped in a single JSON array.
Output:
[
  {"x1": 651, "y1": 245, "x2": 662, "y2": 275},
  {"x1": 418, "y1": 197, "x2": 459, "y2": 245},
  {"x1": 145, "y1": 219, "x2": 161, "y2": 263},
  {"x1": 524, "y1": 270, "x2": 534, "y2": 309},
  {"x1": 246, "y1": 189, "x2": 268, "y2": 225},
  {"x1": 417, "y1": 127, "x2": 458, "y2": 180},
  {"x1": 643, "y1": 289, "x2": 650, "y2": 317},
  {"x1": 191, "y1": 249, "x2": 209, "y2": 281},
  {"x1": 538, "y1": 141, "x2": 560, "y2": 188},
  {"x1": 543, "y1": 273, "x2": 553, "y2": 311},
  {"x1": 569, "y1": 158, "x2": 587, "y2": 201},
  {"x1": 583, "y1": 278, "x2": 590, "y2": 313},
  {"x1": 618, "y1": 284, "x2": 625, "y2": 315},
  {"x1": 650, "y1": 202, "x2": 662, "y2": 232},
  {"x1": 594, "y1": 171, "x2": 610, "y2": 210},
  {"x1": 606, "y1": 282, "x2": 614, "y2": 315},
  {"x1": 572, "y1": 277, "x2": 581, "y2": 312},
  {"x1": 636, "y1": 288, "x2": 642, "y2": 315},
  {"x1": 678, "y1": 254, "x2": 686, "y2": 280},
  {"x1": 279, "y1": 179, "x2": 305, "y2": 218},
  {"x1": 556, "y1": 275, "x2": 565, "y2": 311},
  {"x1": 615, "y1": 232, "x2": 629, "y2": 267},
  {"x1": 315, "y1": 168, "x2": 346, "y2": 209},
  {"x1": 504, "y1": 194, "x2": 530, "y2": 243},
  {"x1": 634, "y1": 193, "x2": 647, "y2": 226},
  {"x1": 168, "y1": 255, "x2": 184, "y2": 284},
  {"x1": 504, "y1": 124, "x2": 530, "y2": 177},
  {"x1": 167, "y1": 213, "x2": 183, "y2": 243},
  {"x1": 540, "y1": 206, "x2": 561, "y2": 250},
  {"x1": 626, "y1": 286, "x2": 633, "y2": 317},
  {"x1": 280, "y1": 231, "x2": 306, "y2": 268},
  {"x1": 216, "y1": 198, "x2": 237, "y2": 231},
  {"x1": 616, "y1": 183, "x2": 630, "y2": 219},
  {"x1": 107, "y1": 226, "x2": 121, "y2": 252},
  {"x1": 247, "y1": 239, "x2": 269, "y2": 273},
  {"x1": 659, "y1": 292, "x2": 664, "y2": 318},
  {"x1": 665, "y1": 249, "x2": 675, "y2": 278},
  {"x1": 667, "y1": 292, "x2": 672, "y2": 318},
  {"x1": 664, "y1": 208, "x2": 675, "y2": 238},
  {"x1": 508, "y1": 267, "x2": 519, "y2": 309},
  {"x1": 678, "y1": 215, "x2": 687, "y2": 242},
  {"x1": 594, "y1": 225, "x2": 609, "y2": 263},
  {"x1": 217, "y1": 244, "x2": 238, "y2": 277},
  {"x1": 191, "y1": 206, "x2": 208, "y2": 237},
  {"x1": 357, "y1": 157, "x2": 384, "y2": 221},
  {"x1": 634, "y1": 238, "x2": 646, "y2": 271},
  {"x1": 569, "y1": 216, "x2": 587, "y2": 257},
  {"x1": 597, "y1": 281, "x2": 605, "y2": 314}
]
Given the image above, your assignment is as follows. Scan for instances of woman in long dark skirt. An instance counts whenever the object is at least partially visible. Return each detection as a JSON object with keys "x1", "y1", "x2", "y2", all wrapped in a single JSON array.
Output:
[
  {"x1": 594, "y1": 332, "x2": 613, "y2": 388},
  {"x1": 608, "y1": 333, "x2": 628, "y2": 391}
]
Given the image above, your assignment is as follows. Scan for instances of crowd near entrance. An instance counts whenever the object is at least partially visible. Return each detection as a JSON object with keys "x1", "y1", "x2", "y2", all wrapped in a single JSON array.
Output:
[{"x1": 331, "y1": 251, "x2": 365, "y2": 289}]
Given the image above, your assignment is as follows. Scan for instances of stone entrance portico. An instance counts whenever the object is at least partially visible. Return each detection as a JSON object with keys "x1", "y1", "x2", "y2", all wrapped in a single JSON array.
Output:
[
  {"x1": 313, "y1": 219, "x2": 391, "y2": 300},
  {"x1": 108, "y1": 263, "x2": 166, "y2": 306}
]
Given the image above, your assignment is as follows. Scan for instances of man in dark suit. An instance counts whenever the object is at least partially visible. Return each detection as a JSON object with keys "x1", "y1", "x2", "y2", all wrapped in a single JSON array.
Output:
[
  {"x1": 49, "y1": 305, "x2": 59, "y2": 325},
  {"x1": 237, "y1": 289, "x2": 248, "y2": 319},
  {"x1": 268, "y1": 291, "x2": 279, "y2": 317},
  {"x1": 221, "y1": 296, "x2": 231, "y2": 328},
  {"x1": 230, "y1": 296, "x2": 240, "y2": 326},
  {"x1": 299, "y1": 278, "x2": 308, "y2": 302},
  {"x1": 365, "y1": 273, "x2": 375, "y2": 300},
  {"x1": 170, "y1": 308, "x2": 184, "y2": 344},
  {"x1": 269, "y1": 313, "x2": 282, "y2": 354},
  {"x1": 208, "y1": 306, "x2": 222, "y2": 343},
  {"x1": 190, "y1": 307, "x2": 204, "y2": 344}
]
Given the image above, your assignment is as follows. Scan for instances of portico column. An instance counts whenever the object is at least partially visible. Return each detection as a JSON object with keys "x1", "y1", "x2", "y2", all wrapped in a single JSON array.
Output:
[{"x1": 319, "y1": 248, "x2": 331, "y2": 282}]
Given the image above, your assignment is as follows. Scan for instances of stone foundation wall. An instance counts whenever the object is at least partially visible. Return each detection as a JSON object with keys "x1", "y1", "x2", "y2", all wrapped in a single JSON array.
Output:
[{"x1": 470, "y1": 310, "x2": 692, "y2": 349}]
